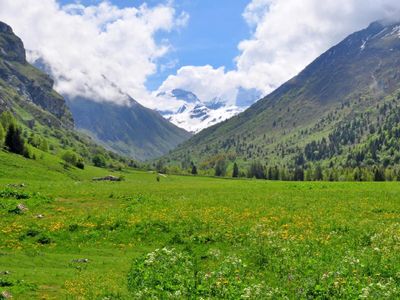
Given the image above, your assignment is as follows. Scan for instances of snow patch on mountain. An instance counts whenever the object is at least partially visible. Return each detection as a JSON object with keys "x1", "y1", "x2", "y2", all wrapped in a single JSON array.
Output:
[{"x1": 157, "y1": 89, "x2": 245, "y2": 133}]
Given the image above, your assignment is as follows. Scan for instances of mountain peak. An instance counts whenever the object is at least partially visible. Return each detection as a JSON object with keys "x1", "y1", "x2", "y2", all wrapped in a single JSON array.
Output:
[
  {"x1": 171, "y1": 89, "x2": 200, "y2": 103},
  {"x1": 0, "y1": 21, "x2": 26, "y2": 63},
  {"x1": 0, "y1": 21, "x2": 73, "y2": 127},
  {"x1": 0, "y1": 21, "x2": 13, "y2": 34}
]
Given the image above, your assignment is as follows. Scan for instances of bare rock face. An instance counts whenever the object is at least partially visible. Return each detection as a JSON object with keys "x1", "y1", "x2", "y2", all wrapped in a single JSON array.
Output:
[
  {"x1": 0, "y1": 22, "x2": 25, "y2": 63},
  {"x1": 0, "y1": 21, "x2": 74, "y2": 128}
]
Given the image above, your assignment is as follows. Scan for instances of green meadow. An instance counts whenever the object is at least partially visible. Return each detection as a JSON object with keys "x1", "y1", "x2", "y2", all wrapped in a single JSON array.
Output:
[{"x1": 1, "y1": 150, "x2": 400, "y2": 299}]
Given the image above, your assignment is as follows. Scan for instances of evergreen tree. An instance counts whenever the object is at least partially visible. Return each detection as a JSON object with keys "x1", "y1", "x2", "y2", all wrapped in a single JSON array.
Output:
[
  {"x1": 155, "y1": 160, "x2": 167, "y2": 174},
  {"x1": 373, "y1": 168, "x2": 385, "y2": 182},
  {"x1": 314, "y1": 165, "x2": 323, "y2": 181},
  {"x1": 191, "y1": 163, "x2": 198, "y2": 175},
  {"x1": 215, "y1": 159, "x2": 227, "y2": 177},
  {"x1": 248, "y1": 161, "x2": 265, "y2": 179},
  {"x1": 5, "y1": 123, "x2": 26, "y2": 155},
  {"x1": 232, "y1": 162, "x2": 239, "y2": 178},
  {"x1": 294, "y1": 167, "x2": 304, "y2": 181}
]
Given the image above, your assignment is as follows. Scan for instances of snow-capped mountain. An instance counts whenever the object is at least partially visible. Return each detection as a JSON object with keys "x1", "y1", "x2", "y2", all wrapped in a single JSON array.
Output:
[{"x1": 158, "y1": 89, "x2": 244, "y2": 133}]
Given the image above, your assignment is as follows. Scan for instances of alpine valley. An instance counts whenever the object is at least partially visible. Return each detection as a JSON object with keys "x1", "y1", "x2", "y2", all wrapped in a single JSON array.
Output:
[{"x1": 3, "y1": 5, "x2": 400, "y2": 299}]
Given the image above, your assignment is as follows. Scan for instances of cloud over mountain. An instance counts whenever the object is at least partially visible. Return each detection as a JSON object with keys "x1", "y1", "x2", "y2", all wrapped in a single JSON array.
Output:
[
  {"x1": 0, "y1": 0, "x2": 188, "y2": 107},
  {"x1": 2, "y1": 0, "x2": 400, "y2": 111},
  {"x1": 159, "y1": 0, "x2": 400, "y2": 105}
]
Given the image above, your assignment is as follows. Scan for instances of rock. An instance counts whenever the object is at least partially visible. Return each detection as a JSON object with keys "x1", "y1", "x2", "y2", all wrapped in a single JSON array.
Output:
[
  {"x1": 1, "y1": 291, "x2": 12, "y2": 299},
  {"x1": 72, "y1": 258, "x2": 89, "y2": 263},
  {"x1": 0, "y1": 270, "x2": 10, "y2": 275},
  {"x1": 16, "y1": 204, "x2": 28, "y2": 213},
  {"x1": 6, "y1": 183, "x2": 25, "y2": 188},
  {"x1": 9, "y1": 203, "x2": 28, "y2": 214},
  {"x1": 92, "y1": 175, "x2": 122, "y2": 182}
]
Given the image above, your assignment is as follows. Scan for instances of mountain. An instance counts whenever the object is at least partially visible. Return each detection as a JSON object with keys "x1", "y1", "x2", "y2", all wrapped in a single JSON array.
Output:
[
  {"x1": 27, "y1": 53, "x2": 191, "y2": 162},
  {"x1": 166, "y1": 21, "x2": 400, "y2": 173},
  {"x1": 158, "y1": 89, "x2": 243, "y2": 133},
  {"x1": 0, "y1": 21, "x2": 133, "y2": 168},
  {"x1": 158, "y1": 89, "x2": 200, "y2": 103},
  {"x1": 0, "y1": 22, "x2": 73, "y2": 127},
  {"x1": 66, "y1": 95, "x2": 192, "y2": 161}
]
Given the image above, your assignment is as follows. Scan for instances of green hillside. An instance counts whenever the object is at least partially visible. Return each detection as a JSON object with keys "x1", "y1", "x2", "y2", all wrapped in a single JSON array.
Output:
[{"x1": 164, "y1": 21, "x2": 400, "y2": 179}]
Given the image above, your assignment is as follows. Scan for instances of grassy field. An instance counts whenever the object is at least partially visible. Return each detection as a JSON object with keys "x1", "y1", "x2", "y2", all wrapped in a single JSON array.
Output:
[{"x1": 1, "y1": 150, "x2": 400, "y2": 299}]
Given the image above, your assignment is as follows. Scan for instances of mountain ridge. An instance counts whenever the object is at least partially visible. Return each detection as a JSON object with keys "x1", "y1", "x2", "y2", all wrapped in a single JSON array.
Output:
[{"x1": 164, "y1": 20, "x2": 400, "y2": 174}]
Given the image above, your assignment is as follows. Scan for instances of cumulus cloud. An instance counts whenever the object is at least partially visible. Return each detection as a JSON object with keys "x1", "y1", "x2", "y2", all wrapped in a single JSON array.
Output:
[
  {"x1": 158, "y1": 0, "x2": 400, "y2": 105},
  {"x1": 0, "y1": 0, "x2": 187, "y2": 107}
]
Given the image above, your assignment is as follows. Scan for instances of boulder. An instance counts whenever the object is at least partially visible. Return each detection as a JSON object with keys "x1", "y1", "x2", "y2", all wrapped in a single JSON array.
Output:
[
  {"x1": 92, "y1": 175, "x2": 122, "y2": 182},
  {"x1": 72, "y1": 258, "x2": 89, "y2": 263}
]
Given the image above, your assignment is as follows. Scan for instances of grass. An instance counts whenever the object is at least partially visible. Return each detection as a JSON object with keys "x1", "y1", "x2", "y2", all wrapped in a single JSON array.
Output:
[{"x1": 0, "y1": 150, "x2": 400, "y2": 299}]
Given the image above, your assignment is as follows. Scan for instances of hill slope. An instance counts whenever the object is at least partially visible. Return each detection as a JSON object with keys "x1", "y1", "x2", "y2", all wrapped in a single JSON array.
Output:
[
  {"x1": 66, "y1": 96, "x2": 191, "y2": 161},
  {"x1": 166, "y1": 21, "x2": 400, "y2": 174}
]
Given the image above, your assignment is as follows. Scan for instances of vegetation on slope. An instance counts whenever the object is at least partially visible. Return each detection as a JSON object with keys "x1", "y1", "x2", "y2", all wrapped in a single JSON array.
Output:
[
  {"x1": 161, "y1": 21, "x2": 400, "y2": 181},
  {"x1": 66, "y1": 97, "x2": 191, "y2": 161},
  {"x1": 0, "y1": 21, "x2": 138, "y2": 170}
]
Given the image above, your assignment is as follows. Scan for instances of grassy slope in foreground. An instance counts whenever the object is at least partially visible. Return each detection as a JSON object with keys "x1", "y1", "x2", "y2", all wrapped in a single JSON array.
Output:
[{"x1": 0, "y1": 150, "x2": 400, "y2": 299}]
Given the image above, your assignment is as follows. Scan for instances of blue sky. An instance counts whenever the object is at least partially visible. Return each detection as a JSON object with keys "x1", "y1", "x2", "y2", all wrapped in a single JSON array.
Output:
[{"x1": 59, "y1": 0, "x2": 252, "y2": 90}]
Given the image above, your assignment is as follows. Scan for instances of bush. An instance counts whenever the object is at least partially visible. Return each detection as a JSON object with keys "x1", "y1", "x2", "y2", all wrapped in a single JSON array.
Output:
[
  {"x1": 127, "y1": 248, "x2": 195, "y2": 298},
  {"x1": 127, "y1": 248, "x2": 276, "y2": 299},
  {"x1": 62, "y1": 150, "x2": 84, "y2": 169},
  {"x1": 92, "y1": 154, "x2": 107, "y2": 168},
  {"x1": 0, "y1": 188, "x2": 30, "y2": 200}
]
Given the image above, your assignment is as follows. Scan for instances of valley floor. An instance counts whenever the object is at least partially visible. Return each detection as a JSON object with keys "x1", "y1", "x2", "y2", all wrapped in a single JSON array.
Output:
[{"x1": 0, "y1": 151, "x2": 400, "y2": 299}]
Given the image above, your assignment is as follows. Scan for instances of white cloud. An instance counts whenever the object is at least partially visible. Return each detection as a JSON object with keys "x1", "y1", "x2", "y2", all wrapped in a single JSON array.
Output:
[
  {"x1": 0, "y1": 0, "x2": 187, "y2": 107},
  {"x1": 159, "y1": 0, "x2": 400, "y2": 105},
  {"x1": 2, "y1": 0, "x2": 400, "y2": 111},
  {"x1": 156, "y1": 65, "x2": 241, "y2": 106}
]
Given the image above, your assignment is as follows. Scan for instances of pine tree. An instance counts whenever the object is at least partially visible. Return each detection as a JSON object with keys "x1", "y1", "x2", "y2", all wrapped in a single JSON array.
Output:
[
  {"x1": 232, "y1": 162, "x2": 239, "y2": 178},
  {"x1": 5, "y1": 124, "x2": 26, "y2": 155},
  {"x1": 373, "y1": 168, "x2": 385, "y2": 182},
  {"x1": 215, "y1": 159, "x2": 227, "y2": 177},
  {"x1": 191, "y1": 163, "x2": 198, "y2": 175},
  {"x1": 314, "y1": 165, "x2": 323, "y2": 181}
]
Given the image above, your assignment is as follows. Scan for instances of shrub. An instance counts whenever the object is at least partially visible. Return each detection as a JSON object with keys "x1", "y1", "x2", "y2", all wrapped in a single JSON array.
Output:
[
  {"x1": 0, "y1": 188, "x2": 30, "y2": 200},
  {"x1": 127, "y1": 248, "x2": 275, "y2": 299},
  {"x1": 62, "y1": 150, "x2": 84, "y2": 169},
  {"x1": 92, "y1": 154, "x2": 107, "y2": 168},
  {"x1": 127, "y1": 248, "x2": 195, "y2": 298}
]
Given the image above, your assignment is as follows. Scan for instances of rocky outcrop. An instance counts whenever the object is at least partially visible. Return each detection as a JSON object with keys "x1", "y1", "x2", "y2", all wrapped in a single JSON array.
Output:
[{"x1": 0, "y1": 21, "x2": 74, "y2": 128}]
